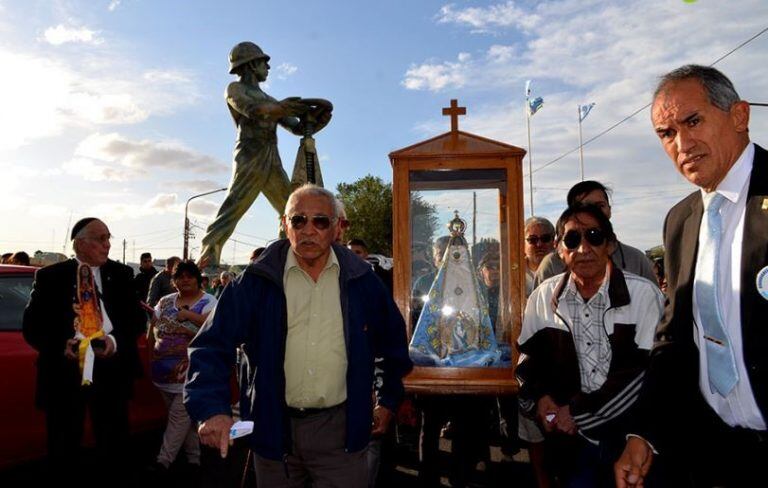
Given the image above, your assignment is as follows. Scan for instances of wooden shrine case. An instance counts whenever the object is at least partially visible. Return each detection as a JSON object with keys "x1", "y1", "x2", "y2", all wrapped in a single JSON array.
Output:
[{"x1": 390, "y1": 100, "x2": 526, "y2": 395}]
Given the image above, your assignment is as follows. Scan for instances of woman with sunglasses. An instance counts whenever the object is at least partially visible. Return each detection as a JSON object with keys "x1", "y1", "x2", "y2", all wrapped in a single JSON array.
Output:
[{"x1": 517, "y1": 204, "x2": 665, "y2": 487}]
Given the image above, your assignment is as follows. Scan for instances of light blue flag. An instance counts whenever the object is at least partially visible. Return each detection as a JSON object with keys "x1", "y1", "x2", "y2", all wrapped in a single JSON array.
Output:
[
  {"x1": 528, "y1": 96, "x2": 544, "y2": 116},
  {"x1": 579, "y1": 102, "x2": 596, "y2": 122},
  {"x1": 525, "y1": 80, "x2": 532, "y2": 97}
]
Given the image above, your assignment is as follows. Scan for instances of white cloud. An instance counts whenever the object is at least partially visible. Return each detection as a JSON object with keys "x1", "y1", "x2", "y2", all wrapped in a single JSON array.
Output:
[
  {"x1": 168, "y1": 179, "x2": 227, "y2": 193},
  {"x1": 90, "y1": 192, "x2": 190, "y2": 221},
  {"x1": 108, "y1": 0, "x2": 121, "y2": 11},
  {"x1": 406, "y1": 0, "x2": 768, "y2": 249},
  {"x1": 29, "y1": 204, "x2": 70, "y2": 218},
  {"x1": 64, "y1": 132, "x2": 226, "y2": 181},
  {"x1": 0, "y1": 160, "x2": 63, "y2": 194},
  {"x1": 486, "y1": 45, "x2": 514, "y2": 63},
  {"x1": 436, "y1": 1, "x2": 541, "y2": 33},
  {"x1": 274, "y1": 62, "x2": 298, "y2": 80},
  {"x1": 188, "y1": 199, "x2": 220, "y2": 217},
  {"x1": 0, "y1": 48, "x2": 200, "y2": 150},
  {"x1": 147, "y1": 193, "x2": 177, "y2": 209},
  {"x1": 402, "y1": 53, "x2": 471, "y2": 92},
  {"x1": 43, "y1": 24, "x2": 102, "y2": 45},
  {"x1": 143, "y1": 69, "x2": 193, "y2": 84}
]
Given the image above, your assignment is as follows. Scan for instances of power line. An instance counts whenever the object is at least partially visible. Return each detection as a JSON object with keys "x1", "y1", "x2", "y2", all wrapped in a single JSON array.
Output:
[
  {"x1": 529, "y1": 26, "x2": 768, "y2": 176},
  {"x1": 141, "y1": 234, "x2": 180, "y2": 248},
  {"x1": 709, "y1": 26, "x2": 768, "y2": 66},
  {"x1": 233, "y1": 230, "x2": 272, "y2": 242},
  {"x1": 228, "y1": 237, "x2": 261, "y2": 248}
]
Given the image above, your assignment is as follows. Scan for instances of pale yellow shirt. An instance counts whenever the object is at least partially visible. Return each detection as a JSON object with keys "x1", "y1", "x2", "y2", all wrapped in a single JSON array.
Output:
[{"x1": 283, "y1": 248, "x2": 347, "y2": 408}]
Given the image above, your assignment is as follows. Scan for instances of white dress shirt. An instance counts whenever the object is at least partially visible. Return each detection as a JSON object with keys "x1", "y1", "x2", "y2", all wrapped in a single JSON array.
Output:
[{"x1": 692, "y1": 142, "x2": 766, "y2": 429}]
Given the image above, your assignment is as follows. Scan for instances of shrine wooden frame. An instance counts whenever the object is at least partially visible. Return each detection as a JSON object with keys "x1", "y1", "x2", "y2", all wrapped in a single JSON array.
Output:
[{"x1": 390, "y1": 126, "x2": 526, "y2": 396}]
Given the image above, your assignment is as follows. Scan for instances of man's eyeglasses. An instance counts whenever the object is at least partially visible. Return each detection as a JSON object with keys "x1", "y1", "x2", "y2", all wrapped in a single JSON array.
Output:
[
  {"x1": 85, "y1": 234, "x2": 112, "y2": 244},
  {"x1": 562, "y1": 228, "x2": 607, "y2": 250},
  {"x1": 525, "y1": 234, "x2": 553, "y2": 245},
  {"x1": 287, "y1": 214, "x2": 335, "y2": 230},
  {"x1": 339, "y1": 218, "x2": 350, "y2": 230}
]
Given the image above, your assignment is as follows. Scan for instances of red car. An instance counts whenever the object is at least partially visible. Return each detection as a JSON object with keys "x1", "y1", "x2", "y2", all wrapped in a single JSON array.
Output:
[{"x1": 0, "y1": 264, "x2": 166, "y2": 469}]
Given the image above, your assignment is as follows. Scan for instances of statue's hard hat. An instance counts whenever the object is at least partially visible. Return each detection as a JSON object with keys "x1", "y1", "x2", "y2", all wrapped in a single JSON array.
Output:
[{"x1": 229, "y1": 41, "x2": 270, "y2": 74}]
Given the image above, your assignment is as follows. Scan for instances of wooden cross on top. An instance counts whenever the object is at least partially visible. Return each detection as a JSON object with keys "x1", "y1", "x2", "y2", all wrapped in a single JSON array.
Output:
[{"x1": 442, "y1": 99, "x2": 466, "y2": 133}]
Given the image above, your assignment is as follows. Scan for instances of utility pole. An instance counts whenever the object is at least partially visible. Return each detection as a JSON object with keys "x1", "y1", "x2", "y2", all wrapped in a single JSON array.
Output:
[
  {"x1": 526, "y1": 106, "x2": 535, "y2": 216},
  {"x1": 122, "y1": 239, "x2": 127, "y2": 264},
  {"x1": 578, "y1": 105, "x2": 585, "y2": 182},
  {"x1": 184, "y1": 187, "x2": 227, "y2": 260},
  {"x1": 63, "y1": 213, "x2": 73, "y2": 254},
  {"x1": 472, "y1": 191, "x2": 477, "y2": 248}
]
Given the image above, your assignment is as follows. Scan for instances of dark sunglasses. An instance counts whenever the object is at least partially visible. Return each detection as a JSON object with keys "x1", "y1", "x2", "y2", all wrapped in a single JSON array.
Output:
[
  {"x1": 562, "y1": 228, "x2": 606, "y2": 250},
  {"x1": 525, "y1": 234, "x2": 553, "y2": 245},
  {"x1": 287, "y1": 214, "x2": 335, "y2": 230},
  {"x1": 339, "y1": 218, "x2": 350, "y2": 230}
]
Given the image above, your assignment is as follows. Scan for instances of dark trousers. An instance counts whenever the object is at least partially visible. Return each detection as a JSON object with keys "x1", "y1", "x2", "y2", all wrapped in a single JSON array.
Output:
[
  {"x1": 496, "y1": 395, "x2": 520, "y2": 455},
  {"x1": 253, "y1": 404, "x2": 367, "y2": 488},
  {"x1": 418, "y1": 395, "x2": 492, "y2": 488},
  {"x1": 45, "y1": 383, "x2": 130, "y2": 482},
  {"x1": 668, "y1": 404, "x2": 768, "y2": 487},
  {"x1": 554, "y1": 436, "x2": 621, "y2": 488}
]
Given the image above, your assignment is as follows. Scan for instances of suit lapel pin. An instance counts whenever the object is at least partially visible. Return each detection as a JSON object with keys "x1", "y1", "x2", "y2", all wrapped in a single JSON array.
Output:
[
  {"x1": 761, "y1": 198, "x2": 768, "y2": 211},
  {"x1": 757, "y1": 266, "x2": 768, "y2": 301}
]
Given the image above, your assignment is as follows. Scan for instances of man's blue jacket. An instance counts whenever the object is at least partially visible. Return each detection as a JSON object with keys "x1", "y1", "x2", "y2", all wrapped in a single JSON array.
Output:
[{"x1": 184, "y1": 240, "x2": 413, "y2": 461}]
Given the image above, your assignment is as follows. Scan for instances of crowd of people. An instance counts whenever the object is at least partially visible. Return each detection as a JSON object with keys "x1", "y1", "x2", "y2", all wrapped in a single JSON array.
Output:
[
  {"x1": 15, "y1": 64, "x2": 767, "y2": 488},
  {"x1": 0, "y1": 251, "x2": 31, "y2": 265}
]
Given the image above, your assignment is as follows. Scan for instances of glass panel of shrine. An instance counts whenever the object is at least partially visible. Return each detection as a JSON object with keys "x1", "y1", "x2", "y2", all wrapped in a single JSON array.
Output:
[{"x1": 407, "y1": 168, "x2": 512, "y2": 369}]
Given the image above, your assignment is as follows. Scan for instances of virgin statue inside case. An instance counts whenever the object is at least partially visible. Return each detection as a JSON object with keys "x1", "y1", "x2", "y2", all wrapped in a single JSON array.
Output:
[{"x1": 409, "y1": 211, "x2": 508, "y2": 367}]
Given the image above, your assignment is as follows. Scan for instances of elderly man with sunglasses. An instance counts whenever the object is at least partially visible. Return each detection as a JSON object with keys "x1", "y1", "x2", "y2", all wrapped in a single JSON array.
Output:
[
  {"x1": 517, "y1": 204, "x2": 664, "y2": 486},
  {"x1": 185, "y1": 184, "x2": 412, "y2": 488},
  {"x1": 534, "y1": 180, "x2": 657, "y2": 289},
  {"x1": 524, "y1": 216, "x2": 556, "y2": 296}
]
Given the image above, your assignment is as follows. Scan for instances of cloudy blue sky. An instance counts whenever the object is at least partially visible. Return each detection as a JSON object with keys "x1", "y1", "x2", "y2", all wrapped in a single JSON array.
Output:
[{"x1": 2, "y1": 0, "x2": 767, "y2": 263}]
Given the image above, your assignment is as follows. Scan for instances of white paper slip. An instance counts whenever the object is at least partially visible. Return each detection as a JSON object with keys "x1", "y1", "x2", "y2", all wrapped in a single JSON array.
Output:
[
  {"x1": 545, "y1": 413, "x2": 556, "y2": 423},
  {"x1": 229, "y1": 420, "x2": 254, "y2": 439}
]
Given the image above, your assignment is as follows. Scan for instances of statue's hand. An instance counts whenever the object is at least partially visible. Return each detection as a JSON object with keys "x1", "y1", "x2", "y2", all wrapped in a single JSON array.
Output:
[
  {"x1": 280, "y1": 97, "x2": 309, "y2": 118},
  {"x1": 313, "y1": 109, "x2": 332, "y2": 133}
]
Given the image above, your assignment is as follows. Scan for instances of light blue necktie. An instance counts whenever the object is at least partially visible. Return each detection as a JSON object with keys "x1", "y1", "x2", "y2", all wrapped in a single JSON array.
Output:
[{"x1": 694, "y1": 192, "x2": 739, "y2": 396}]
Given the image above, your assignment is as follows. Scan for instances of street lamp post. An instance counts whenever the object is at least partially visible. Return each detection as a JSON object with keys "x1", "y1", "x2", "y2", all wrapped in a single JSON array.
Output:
[{"x1": 184, "y1": 187, "x2": 227, "y2": 260}]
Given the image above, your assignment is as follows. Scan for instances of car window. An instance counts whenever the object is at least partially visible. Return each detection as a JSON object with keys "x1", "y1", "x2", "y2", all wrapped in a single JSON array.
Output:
[{"x1": 0, "y1": 274, "x2": 33, "y2": 331}]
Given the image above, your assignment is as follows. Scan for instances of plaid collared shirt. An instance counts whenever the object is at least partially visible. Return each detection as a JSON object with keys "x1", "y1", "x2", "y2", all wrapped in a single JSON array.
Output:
[{"x1": 563, "y1": 276, "x2": 611, "y2": 393}]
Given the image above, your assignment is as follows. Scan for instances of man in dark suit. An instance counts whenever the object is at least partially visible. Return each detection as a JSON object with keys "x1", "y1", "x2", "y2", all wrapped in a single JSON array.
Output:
[
  {"x1": 615, "y1": 65, "x2": 768, "y2": 487},
  {"x1": 23, "y1": 217, "x2": 145, "y2": 480}
]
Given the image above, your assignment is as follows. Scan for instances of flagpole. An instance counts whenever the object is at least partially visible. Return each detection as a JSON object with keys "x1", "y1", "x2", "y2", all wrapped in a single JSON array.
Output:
[
  {"x1": 578, "y1": 105, "x2": 585, "y2": 181},
  {"x1": 526, "y1": 104, "x2": 534, "y2": 217}
]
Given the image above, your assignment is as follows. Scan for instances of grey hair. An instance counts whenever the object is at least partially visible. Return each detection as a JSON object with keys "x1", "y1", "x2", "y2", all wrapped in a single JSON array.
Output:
[
  {"x1": 335, "y1": 198, "x2": 347, "y2": 219},
  {"x1": 285, "y1": 184, "x2": 338, "y2": 219},
  {"x1": 220, "y1": 271, "x2": 234, "y2": 280},
  {"x1": 653, "y1": 64, "x2": 740, "y2": 112},
  {"x1": 524, "y1": 216, "x2": 555, "y2": 236}
]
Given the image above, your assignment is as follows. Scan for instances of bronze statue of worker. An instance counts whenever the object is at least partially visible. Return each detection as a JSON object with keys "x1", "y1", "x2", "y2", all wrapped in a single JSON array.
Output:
[{"x1": 199, "y1": 42, "x2": 332, "y2": 267}]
